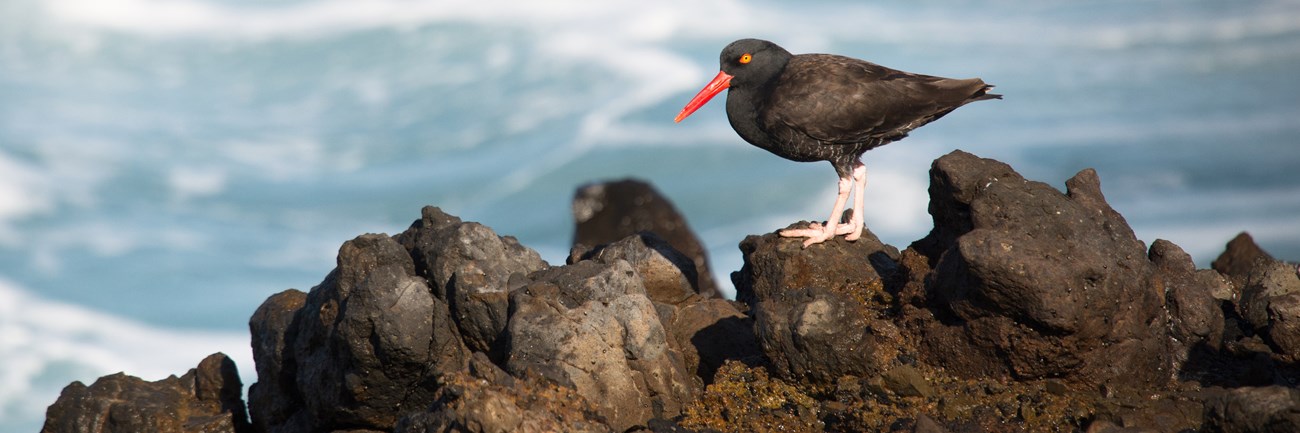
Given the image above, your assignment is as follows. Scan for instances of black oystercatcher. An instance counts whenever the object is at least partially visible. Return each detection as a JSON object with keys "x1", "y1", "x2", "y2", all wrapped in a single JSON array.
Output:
[{"x1": 675, "y1": 38, "x2": 999, "y2": 247}]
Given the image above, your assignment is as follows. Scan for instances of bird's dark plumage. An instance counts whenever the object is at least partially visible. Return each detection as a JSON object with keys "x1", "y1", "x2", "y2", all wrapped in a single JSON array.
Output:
[
  {"x1": 676, "y1": 38, "x2": 999, "y2": 246},
  {"x1": 718, "y1": 39, "x2": 999, "y2": 176}
]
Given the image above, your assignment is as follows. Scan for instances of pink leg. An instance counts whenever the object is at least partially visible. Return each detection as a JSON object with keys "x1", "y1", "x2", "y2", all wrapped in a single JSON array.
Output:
[
  {"x1": 843, "y1": 162, "x2": 867, "y2": 241},
  {"x1": 779, "y1": 175, "x2": 852, "y2": 247},
  {"x1": 779, "y1": 162, "x2": 867, "y2": 247}
]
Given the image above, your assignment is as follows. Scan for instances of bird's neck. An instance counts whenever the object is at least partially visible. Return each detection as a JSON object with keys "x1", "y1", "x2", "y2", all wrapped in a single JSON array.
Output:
[{"x1": 725, "y1": 85, "x2": 781, "y2": 152}]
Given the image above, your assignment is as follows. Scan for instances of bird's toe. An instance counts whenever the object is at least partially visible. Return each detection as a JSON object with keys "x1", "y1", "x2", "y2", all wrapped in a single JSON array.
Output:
[{"x1": 779, "y1": 222, "x2": 825, "y2": 238}]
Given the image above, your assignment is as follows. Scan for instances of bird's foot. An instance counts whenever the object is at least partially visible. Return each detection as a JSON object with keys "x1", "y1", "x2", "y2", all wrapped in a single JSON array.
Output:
[
  {"x1": 843, "y1": 223, "x2": 864, "y2": 241},
  {"x1": 779, "y1": 221, "x2": 862, "y2": 248}
]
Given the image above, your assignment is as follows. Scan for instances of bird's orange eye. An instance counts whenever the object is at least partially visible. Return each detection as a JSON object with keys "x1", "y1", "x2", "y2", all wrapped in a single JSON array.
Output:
[{"x1": 739, "y1": 53, "x2": 752, "y2": 64}]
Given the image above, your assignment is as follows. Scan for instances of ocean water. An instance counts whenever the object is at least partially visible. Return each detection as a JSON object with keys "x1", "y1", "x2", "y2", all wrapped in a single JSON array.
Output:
[{"x1": 2, "y1": 0, "x2": 1299, "y2": 429}]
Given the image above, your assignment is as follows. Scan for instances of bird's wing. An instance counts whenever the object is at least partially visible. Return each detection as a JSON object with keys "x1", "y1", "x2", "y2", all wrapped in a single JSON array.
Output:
[{"x1": 764, "y1": 54, "x2": 987, "y2": 144}]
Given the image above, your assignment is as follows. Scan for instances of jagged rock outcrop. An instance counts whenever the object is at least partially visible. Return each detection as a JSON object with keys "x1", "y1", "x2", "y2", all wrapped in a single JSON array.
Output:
[
  {"x1": 289, "y1": 233, "x2": 471, "y2": 431},
  {"x1": 657, "y1": 296, "x2": 762, "y2": 383},
  {"x1": 574, "y1": 231, "x2": 762, "y2": 385},
  {"x1": 505, "y1": 260, "x2": 699, "y2": 432},
  {"x1": 1202, "y1": 386, "x2": 1300, "y2": 433},
  {"x1": 731, "y1": 225, "x2": 900, "y2": 387},
  {"x1": 395, "y1": 206, "x2": 548, "y2": 359},
  {"x1": 1150, "y1": 239, "x2": 1227, "y2": 368},
  {"x1": 395, "y1": 353, "x2": 611, "y2": 433},
  {"x1": 41, "y1": 153, "x2": 1300, "y2": 433},
  {"x1": 914, "y1": 150, "x2": 1170, "y2": 387},
  {"x1": 575, "y1": 232, "x2": 698, "y2": 305},
  {"x1": 247, "y1": 289, "x2": 307, "y2": 433},
  {"x1": 244, "y1": 207, "x2": 556, "y2": 433},
  {"x1": 1212, "y1": 232, "x2": 1300, "y2": 358},
  {"x1": 41, "y1": 353, "x2": 249, "y2": 433},
  {"x1": 573, "y1": 179, "x2": 721, "y2": 298},
  {"x1": 238, "y1": 205, "x2": 737, "y2": 433}
]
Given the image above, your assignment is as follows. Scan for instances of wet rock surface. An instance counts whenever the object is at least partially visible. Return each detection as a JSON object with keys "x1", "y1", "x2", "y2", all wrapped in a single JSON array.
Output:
[{"x1": 43, "y1": 153, "x2": 1300, "y2": 433}]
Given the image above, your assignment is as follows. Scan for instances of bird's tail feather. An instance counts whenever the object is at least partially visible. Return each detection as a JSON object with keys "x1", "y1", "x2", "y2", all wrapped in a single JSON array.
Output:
[{"x1": 973, "y1": 84, "x2": 1002, "y2": 101}]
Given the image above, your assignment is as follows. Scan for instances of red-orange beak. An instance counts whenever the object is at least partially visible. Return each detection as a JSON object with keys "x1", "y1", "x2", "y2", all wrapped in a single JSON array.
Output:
[{"x1": 674, "y1": 70, "x2": 733, "y2": 123}]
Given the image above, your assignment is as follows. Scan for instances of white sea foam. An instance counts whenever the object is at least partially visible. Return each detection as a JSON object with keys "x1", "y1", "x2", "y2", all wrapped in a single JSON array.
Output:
[
  {"x1": 0, "y1": 152, "x2": 53, "y2": 244},
  {"x1": 222, "y1": 137, "x2": 364, "y2": 181},
  {"x1": 168, "y1": 165, "x2": 229, "y2": 202},
  {"x1": 41, "y1": 0, "x2": 750, "y2": 40},
  {"x1": 0, "y1": 278, "x2": 254, "y2": 429}
]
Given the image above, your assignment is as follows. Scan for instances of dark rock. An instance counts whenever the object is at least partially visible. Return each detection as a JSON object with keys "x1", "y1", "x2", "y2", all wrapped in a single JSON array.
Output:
[
  {"x1": 247, "y1": 289, "x2": 308, "y2": 433},
  {"x1": 1095, "y1": 395, "x2": 1203, "y2": 433},
  {"x1": 583, "y1": 232, "x2": 698, "y2": 305},
  {"x1": 659, "y1": 296, "x2": 763, "y2": 383},
  {"x1": 41, "y1": 353, "x2": 250, "y2": 433},
  {"x1": 1238, "y1": 261, "x2": 1300, "y2": 332},
  {"x1": 395, "y1": 205, "x2": 548, "y2": 358},
  {"x1": 506, "y1": 260, "x2": 698, "y2": 432},
  {"x1": 1202, "y1": 386, "x2": 1300, "y2": 433},
  {"x1": 731, "y1": 225, "x2": 898, "y2": 387},
  {"x1": 1267, "y1": 293, "x2": 1300, "y2": 356},
  {"x1": 911, "y1": 150, "x2": 1020, "y2": 261},
  {"x1": 1084, "y1": 420, "x2": 1156, "y2": 433},
  {"x1": 1150, "y1": 239, "x2": 1226, "y2": 363},
  {"x1": 918, "y1": 150, "x2": 1169, "y2": 387},
  {"x1": 912, "y1": 414, "x2": 950, "y2": 433},
  {"x1": 290, "y1": 233, "x2": 470, "y2": 431},
  {"x1": 882, "y1": 365, "x2": 933, "y2": 398},
  {"x1": 45, "y1": 154, "x2": 1300, "y2": 433},
  {"x1": 396, "y1": 353, "x2": 611, "y2": 433},
  {"x1": 1208, "y1": 233, "x2": 1300, "y2": 357},
  {"x1": 1212, "y1": 232, "x2": 1275, "y2": 288},
  {"x1": 1200, "y1": 269, "x2": 1236, "y2": 302},
  {"x1": 572, "y1": 179, "x2": 721, "y2": 298}
]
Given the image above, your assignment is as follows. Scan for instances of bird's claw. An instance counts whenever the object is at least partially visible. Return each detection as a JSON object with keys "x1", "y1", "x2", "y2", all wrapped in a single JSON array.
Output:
[
  {"x1": 779, "y1": 221, "x2": 863, "y2": 248},
  {"x1": 843, "y1": 225, "x2": 863, "y2": 241}
]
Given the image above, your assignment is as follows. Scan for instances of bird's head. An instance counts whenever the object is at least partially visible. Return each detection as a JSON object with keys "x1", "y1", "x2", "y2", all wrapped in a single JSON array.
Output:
[
  {"x1": 718, "y1": 38, "x2": 791, "y2": 88},
  {"x1": 675, "y1": 39, "x2": 792, "y2": 123}
]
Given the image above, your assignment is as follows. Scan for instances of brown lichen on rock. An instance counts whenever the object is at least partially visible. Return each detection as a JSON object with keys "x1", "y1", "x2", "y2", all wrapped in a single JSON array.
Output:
[{"x1": 680, "y1": 361, "x2": 822, "y2": 433}]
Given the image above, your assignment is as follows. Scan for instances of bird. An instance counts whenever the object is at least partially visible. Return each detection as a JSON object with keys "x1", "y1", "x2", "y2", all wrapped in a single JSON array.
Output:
[{"x1": 675, "y1": 38, "x2": 1000, "y2": 247}]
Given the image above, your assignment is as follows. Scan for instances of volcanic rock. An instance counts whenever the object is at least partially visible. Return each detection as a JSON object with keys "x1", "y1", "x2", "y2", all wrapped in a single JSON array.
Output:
[
  {"x1": 41, "y1": 353, "x2": 249, "y2": 433},
  {"x1": 288, "y1": 233, "x2": 470, "y2": 431},
  {"x1": 395, "y1": 352, "x2": 611, "y2": 433},
  {"x1": 247, "y1": 289, "x2": 308, "y2": 433},
  {"x1": 1149, "y1": 239, "x2": 1226, "y2": 362},
  {"x1": 1211, "y1": 232, "x2": 1300, "y2": 357},
  {"x1": 658, "y1": 296, "x2": 763, "y2": 383},
  {"x1": 40, "y1": 155, "x2": 1300, "y2": 433},
  {"x1": 395, "y1": 206, "x2": 548, "y2": 358},
  {"x1": 505, "y1": 260, "x2": 698, "y2": 431},
  {"x1": 918, "y1": 150, "x2": 1169, "y2": 387},
  {"x1": 572, "y1": 179, "x2": 721, "y2": 298},
  {"x1": 1212, "y1": 232, "x2": 1276, "y2": 289},
  {"x1": 573, "y1": 232, "x2": 762, "y2": 384},
  {"x1": 1202, "y1": 386, "x2": 1300, "y2": 433},
  {"x1": 577, "y1": 231, "x2": 698, "y2": 305},
  {"x1": 731, "y1": 225, "x2": 899, "y2": 387}
]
